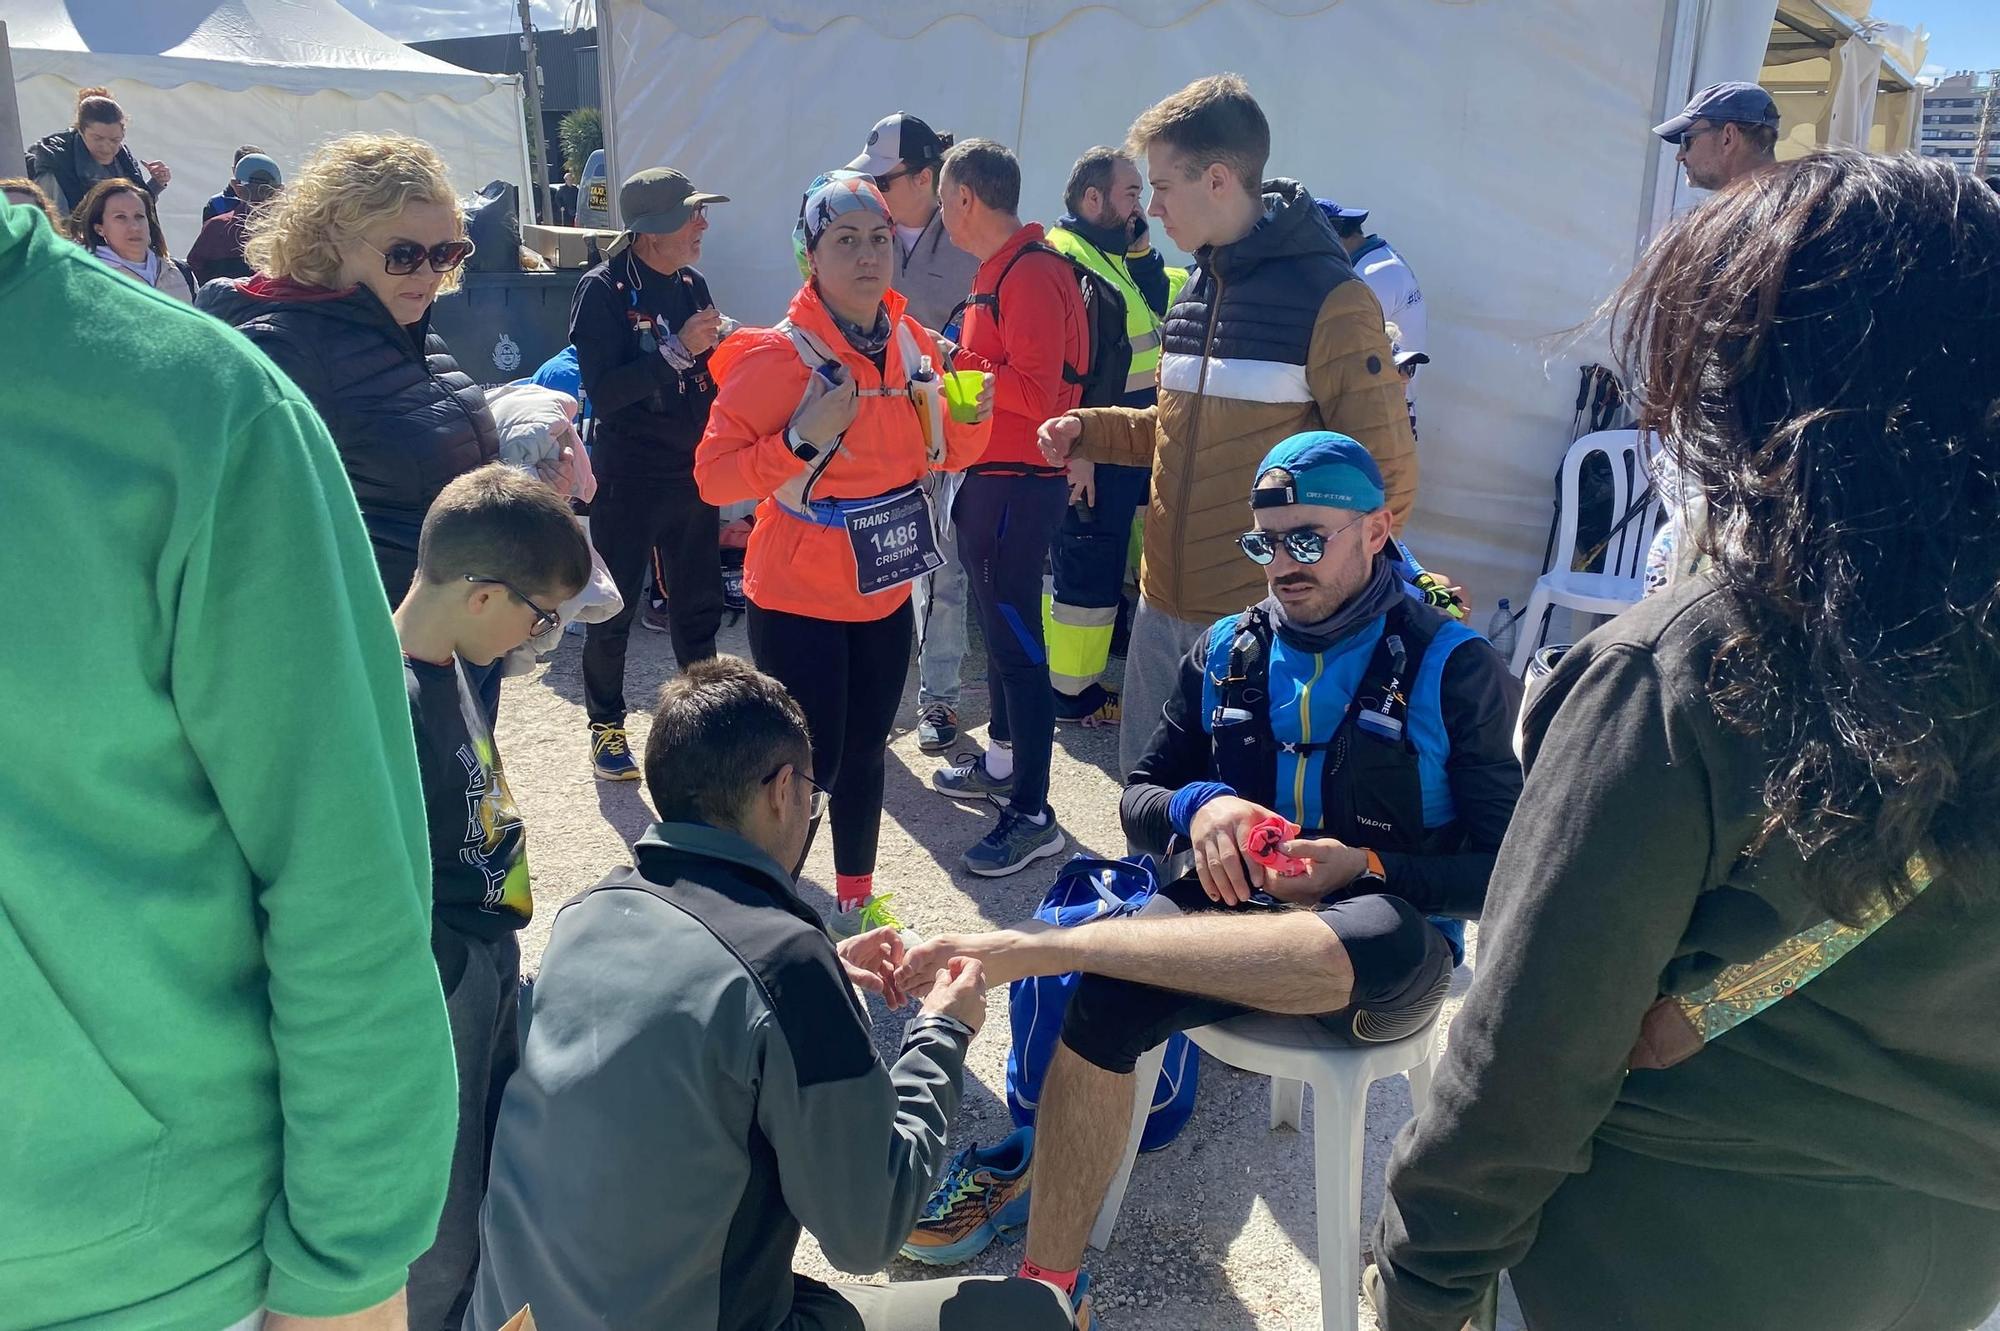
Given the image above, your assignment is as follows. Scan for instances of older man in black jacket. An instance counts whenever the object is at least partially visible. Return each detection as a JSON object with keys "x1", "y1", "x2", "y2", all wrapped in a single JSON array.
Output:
[{"x1": 570, "y1": 167, "x2": 732, "y2": 782}]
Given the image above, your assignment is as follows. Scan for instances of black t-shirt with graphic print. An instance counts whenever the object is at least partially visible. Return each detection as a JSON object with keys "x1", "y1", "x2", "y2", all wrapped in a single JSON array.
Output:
[{"x1": 404, "y1": 655, "x2": 530, "y2": 940}]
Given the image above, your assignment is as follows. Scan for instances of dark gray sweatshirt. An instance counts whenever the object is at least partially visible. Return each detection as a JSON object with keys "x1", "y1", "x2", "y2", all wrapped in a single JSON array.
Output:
[
  {"x1": 468, "y1": 823, "x2": 968, "y2": 1331},
  {"x1": 1372, "y1": 578, "x2": 2000, "y2": 1331}
]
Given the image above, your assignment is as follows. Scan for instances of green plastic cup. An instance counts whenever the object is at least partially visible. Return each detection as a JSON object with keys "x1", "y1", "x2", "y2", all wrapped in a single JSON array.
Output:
[{"x1": 943, "y1": 370, "x2": 986, "y2": 424}]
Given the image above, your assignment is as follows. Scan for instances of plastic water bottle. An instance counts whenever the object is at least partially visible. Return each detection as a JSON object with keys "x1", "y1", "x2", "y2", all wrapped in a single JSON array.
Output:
[{"x1": 1487, "y1": 598, "x2": 1519, "y2": 660}]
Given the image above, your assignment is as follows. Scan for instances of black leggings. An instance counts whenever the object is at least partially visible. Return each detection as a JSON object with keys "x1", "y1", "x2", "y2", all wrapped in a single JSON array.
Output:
[
  {"x1": 953, "y1": 472, "x2": 1068, "y2": 815},
  {"x1": 748, "y1": 600, "x2": 914, "y2": 878},
  {"x1": 1061, "y1": 879, "x2": 1454, "y2": 1074}
]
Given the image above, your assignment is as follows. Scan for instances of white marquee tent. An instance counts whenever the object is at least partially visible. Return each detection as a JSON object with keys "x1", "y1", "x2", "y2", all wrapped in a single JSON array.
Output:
[
  {"x1": 595, "y1": 0, "x2": 1795, "y2": 606},
  {"x1": 6, "y1": 0, "x2": 531, "y2": 255}
]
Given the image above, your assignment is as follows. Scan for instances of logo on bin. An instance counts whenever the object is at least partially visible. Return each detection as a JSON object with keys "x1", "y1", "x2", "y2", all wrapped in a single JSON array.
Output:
[{"x1": 493, "y1": 333, "x2": 522, "y2": 374}]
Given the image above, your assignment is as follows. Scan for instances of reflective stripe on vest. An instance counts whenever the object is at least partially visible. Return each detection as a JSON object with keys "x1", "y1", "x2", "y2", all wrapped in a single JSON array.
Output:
[{"x1": 1044, "y1": 226, "x2": 1163, "y2": 392}]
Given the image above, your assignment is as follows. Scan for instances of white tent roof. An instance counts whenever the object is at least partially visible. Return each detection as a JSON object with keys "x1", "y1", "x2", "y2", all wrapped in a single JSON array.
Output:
[
  {"x1": 9, "y1": 0, "x2": 530, "y2": 252},
  {"x1": 599, "y1": 0, "x2": 1778, "y2": 607}
]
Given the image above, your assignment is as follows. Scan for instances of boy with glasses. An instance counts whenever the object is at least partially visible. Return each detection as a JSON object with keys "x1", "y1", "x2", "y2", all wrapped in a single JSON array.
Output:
[{"x1": 392, "y1": 464, "x2": 592, "y2": 1331}]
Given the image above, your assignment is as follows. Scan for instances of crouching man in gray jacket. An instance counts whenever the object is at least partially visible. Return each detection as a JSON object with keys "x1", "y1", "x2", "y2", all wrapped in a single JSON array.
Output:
[{"x1": 467, "y1": 657, "x2": 1079, "y2": 1331}]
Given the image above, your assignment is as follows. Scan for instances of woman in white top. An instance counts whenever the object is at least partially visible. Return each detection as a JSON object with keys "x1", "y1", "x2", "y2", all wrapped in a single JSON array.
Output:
[{"x1": 70, "y1": 178, "x2": 195, "y2": 303}]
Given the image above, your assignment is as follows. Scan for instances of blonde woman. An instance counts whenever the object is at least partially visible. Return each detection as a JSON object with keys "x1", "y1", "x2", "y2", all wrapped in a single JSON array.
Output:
[{"x1": 199, "y1": 133, "x2": 498, "y2": 605}]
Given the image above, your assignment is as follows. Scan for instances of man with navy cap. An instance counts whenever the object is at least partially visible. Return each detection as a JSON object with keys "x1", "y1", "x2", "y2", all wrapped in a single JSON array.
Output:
[
  {"x1": 1654, "y1": 81, "x2": 1781, "y2": 191},
  {"x1": 895, "y1": 430, "x2": 1521, "y2": 1301},
  {"x1": 187, "y1": 152, "x2": 281, "y2": 285}
]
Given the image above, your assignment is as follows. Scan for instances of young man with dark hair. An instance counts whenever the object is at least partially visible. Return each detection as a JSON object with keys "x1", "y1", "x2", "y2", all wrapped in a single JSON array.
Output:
[
  {"x1": 1039, "y1": 73, "x2": 1417, "y2": 784},
  {"x1": 1044, "y1": 145, "x2": 1179, "y2": 726},
  {"x1": 468, "y1": 657, "x2": 1082, "y2": 1331},
  {"x1": 393, "y1": 463, "x2": 591, "y2": 1331},
  {"x1": 842, "y1": 112, "x2": 982, "y2": 754},
  {"x1": 932, "y1": 137, "x2": 1089, "y2": 876}
]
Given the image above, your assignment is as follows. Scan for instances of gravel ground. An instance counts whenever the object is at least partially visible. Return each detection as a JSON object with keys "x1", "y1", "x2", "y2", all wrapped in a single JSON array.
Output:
[{"x1": 494, "y1": 614, "x2": 1999, "y2": 1331}]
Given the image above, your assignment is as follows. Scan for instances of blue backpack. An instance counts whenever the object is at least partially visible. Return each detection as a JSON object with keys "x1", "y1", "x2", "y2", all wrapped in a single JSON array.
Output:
[{"x1": 1005, "y1": 855, "x2": 1199, "y2": 1152}]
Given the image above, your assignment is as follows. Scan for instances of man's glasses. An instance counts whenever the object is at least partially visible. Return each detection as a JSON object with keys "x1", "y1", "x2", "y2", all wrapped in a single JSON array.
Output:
[
  {"x1": 763, "y1": 764, "x2": 831, "y2": 821},
  {"x1": 1676, "y1": 124, "x2": 1719, "y2": 151},
  {"x1": 1238, "y1": 515, "x2": 1366, "y2": 566},
  {"x1": 366, "y1": 237, "x2": 476, "y2": 275},
  {"x1": 873, "y1": 168, "x2": 909, "y2": 191},
  {"x1": 465, "y1": 575, "x2": 559, "y2": 636}
]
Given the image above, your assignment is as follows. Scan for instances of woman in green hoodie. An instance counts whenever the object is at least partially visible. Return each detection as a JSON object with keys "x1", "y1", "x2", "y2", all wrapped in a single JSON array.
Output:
[{"x1": 0, "y1": 193, "x2": 456, "y2": 1329}]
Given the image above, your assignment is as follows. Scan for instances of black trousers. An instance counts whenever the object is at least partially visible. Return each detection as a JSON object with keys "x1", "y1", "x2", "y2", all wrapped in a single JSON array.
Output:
[
  {"x1": 582, "y1": 475, "x2": 722, "y2": 725},
  {"x1": 1060, "y1": 879, "x2": 1453, "y2": 1075},
  {"x1": 1511, "y1": 1140, "x2": 2000, "y2": 1330},
  {"x1": 953, "y1": 472, "x2": 1067, "y2": 816},
  {"x1": 747, "y1": 601, "x2": 913, "y2": 879}
]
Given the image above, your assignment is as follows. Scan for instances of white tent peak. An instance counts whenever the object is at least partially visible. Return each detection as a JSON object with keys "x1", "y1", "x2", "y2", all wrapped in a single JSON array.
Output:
[
  {"x1": 3, "y1": 0, "x2": 516, "y2": 100},
  {"x1": 626, "y1": 0, "x2": 1348, "y2": 41}
]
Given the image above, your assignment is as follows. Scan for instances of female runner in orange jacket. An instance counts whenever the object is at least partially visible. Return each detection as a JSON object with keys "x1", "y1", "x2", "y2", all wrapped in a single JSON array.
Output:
[{"x1": 697, "y1": 175, "x2": 991, "y2": 928}]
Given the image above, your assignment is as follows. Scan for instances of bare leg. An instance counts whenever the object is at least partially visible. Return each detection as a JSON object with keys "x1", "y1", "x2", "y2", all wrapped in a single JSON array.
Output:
[
  {"x1": 979, "y1": 909, "x2": 1355, "y2": 1014},
  {"x1": 1023, "y1": 1041, "x2": 1135, "y2": 1273}
]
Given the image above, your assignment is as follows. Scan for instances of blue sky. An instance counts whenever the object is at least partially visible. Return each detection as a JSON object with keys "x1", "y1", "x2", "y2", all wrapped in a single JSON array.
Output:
[
  {"x1": 339, "y1": 0, "x2": 564, "y2": 43},
  {"x1": 1914, "y1": 0, "x2": 2000, "y2": 75}
]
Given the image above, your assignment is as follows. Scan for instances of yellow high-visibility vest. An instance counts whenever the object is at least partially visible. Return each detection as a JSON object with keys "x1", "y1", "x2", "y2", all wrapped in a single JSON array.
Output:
[{"x1": 1044, "y1": 226, "x2": 1164, "y2": 396}]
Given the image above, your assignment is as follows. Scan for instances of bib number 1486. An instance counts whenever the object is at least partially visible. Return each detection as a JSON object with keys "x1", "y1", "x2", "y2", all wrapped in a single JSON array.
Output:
[{"x1": 870, "y1": 522, "x2": 922, "y2": 554}]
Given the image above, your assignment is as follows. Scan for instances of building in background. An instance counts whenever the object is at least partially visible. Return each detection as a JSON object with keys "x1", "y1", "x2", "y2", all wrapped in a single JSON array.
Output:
[
  {"x1": 415, "y1": 27, "x2": 599, "y2": 201},
  {"x1": 1919, "y1": 70, "x2": 1999, "y2": 177}
]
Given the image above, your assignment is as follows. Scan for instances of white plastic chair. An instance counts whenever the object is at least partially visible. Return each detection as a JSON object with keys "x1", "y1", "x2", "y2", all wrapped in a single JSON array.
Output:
[
  {"x1": 1512, "y1": 429, "x2": 1662, "y2": 675},
  {"x1": 1089, "y1": 1012, "x2": 1440, "y2": 1331}
]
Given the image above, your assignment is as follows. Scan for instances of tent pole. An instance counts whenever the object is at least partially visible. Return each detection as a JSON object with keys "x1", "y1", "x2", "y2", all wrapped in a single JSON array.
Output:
[
  {"x1": 0, "y1": 23, "x2": 22, "y2": 180},
  {"x1": 1636, "y1": 0, "x2": 1702, "y2": 259},
  {"x1": 518, "y1": 0, "x2": 555, "y2": 224},
  {"x1": 598, "y1": 0, "x2": 621, "y2": 225}
]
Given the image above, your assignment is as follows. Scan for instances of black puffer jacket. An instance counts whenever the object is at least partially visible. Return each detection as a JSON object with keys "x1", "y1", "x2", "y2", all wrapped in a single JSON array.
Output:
[
  {"x1": 26, "y1": 130, "x2": 164, "y2": 216},
  {"x1": 201, "y1": 276, "x2": 500, "y2": 602}
]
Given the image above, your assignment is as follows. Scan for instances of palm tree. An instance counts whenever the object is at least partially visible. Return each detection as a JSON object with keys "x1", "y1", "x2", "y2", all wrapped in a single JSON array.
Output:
[{"x1": 559, "y1": 107, "x2": 603, "y2": 178}]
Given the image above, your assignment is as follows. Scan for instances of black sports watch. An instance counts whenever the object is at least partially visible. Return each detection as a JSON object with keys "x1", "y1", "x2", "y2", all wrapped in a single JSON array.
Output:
[{"x1": 787, "y1": 426, "x2": 824, "y2": 461}]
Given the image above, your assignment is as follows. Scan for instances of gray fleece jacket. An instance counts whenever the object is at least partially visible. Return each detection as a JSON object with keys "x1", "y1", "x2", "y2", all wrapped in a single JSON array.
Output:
[{"x1": 467, "y1": 823, "x2": 970, "y2": 1331}]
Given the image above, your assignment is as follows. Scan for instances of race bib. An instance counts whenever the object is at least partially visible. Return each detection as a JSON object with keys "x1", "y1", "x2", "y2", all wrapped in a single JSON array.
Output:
[{"x1": 843, "y1": 487, "x2": 945, "y2": 596}]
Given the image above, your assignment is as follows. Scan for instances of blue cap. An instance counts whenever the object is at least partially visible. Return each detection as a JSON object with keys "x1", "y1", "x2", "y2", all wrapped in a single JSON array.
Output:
[
  {"x1": 1315, "y1": 198, "x2": 1369, "y2": 224},
  {"x1": 1654, "y1": 82, "x2": 1779, "y2": 142},
  {"x1": 1251, "y1": 431, "x2": 1385, "y2": 512}
]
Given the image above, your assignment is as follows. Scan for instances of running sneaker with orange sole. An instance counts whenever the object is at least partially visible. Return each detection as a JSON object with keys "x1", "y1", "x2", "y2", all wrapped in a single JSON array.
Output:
[{"x1": 900, "y1": 1126, "x2": 1034, "y2": 1266}]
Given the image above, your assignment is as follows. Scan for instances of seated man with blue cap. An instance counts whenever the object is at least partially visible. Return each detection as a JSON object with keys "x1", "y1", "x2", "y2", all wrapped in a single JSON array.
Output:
[{"x1": 895, "y1": 430, "x2": 1522, "y2": 1299}]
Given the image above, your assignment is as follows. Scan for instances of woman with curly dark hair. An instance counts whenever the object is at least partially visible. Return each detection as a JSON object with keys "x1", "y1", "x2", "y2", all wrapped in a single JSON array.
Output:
[{"x1": 1371, "y1": 151, "x2": 2000, "y2": 1331}]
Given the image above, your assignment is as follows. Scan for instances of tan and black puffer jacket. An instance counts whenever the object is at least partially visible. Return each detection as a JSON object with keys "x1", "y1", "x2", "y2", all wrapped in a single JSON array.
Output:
[{"x1": 1075, "y1": 179, "x2": 1417, "y2": 623}]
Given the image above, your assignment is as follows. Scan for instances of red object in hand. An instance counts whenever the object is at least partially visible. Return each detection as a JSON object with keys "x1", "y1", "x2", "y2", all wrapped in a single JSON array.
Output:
[{"x1": 1244, "y1": 815, "x2": 1312, "y2": 877}]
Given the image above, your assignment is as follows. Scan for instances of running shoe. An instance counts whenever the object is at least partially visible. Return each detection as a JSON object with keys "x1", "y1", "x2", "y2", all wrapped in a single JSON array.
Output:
[
  {"x1": 931, "y1": 751, "x2": 1013, "y2": 803},
  {"x1": 590, "y1": 723, "x2": 641, "y2": 782},
  {"x1": 1055, "y1": 683, "x2": 1121, "y2": 728},
  {"x1": 901, "y1": 1126, "x2": 1034, "y2": 1266},
  {"x1": 639, "y1": 600, "x2": 671, "y2": 633},
  {"x1": 827, "y1": 892, "x2": 904, "y2": 940},
  {"x1": 963, "y1": 808, "x2": 1066, "y2": 878},
  {"x1": 917, "y1": 702, "x2": 959, "y2": 753}
]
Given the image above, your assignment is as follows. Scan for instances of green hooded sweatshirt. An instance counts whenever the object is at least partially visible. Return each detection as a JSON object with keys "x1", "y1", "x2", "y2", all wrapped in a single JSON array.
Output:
[{"x1": 0, "y1": 206, "x2": 456, "y2": 1328}]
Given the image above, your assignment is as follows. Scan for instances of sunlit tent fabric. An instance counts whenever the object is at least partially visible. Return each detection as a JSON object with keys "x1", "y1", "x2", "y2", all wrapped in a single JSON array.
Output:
[
  {"x1": 595, "y1": 0, "x2": 1785, "y2": 606},
  {"x1": 6, "y1": 0, "x2": 531, "y2": 256}
]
